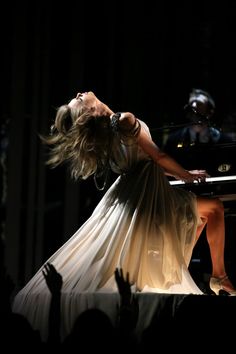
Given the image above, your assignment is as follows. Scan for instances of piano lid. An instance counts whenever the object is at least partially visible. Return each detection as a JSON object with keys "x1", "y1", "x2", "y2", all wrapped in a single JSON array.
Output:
[{"x1": 164, "y1": 142, "x2": 236, "y2": 178}]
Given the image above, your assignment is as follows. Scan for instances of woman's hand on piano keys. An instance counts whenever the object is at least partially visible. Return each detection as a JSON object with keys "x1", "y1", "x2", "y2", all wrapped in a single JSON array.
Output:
[{"x1": 179, "y1": 170, "x2": 210, "y2": 184}]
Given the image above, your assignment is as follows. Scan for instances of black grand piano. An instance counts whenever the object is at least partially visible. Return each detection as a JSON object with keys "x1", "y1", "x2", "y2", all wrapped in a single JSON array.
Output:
[{"x1": 166, "y1": 142, "x2": 236, "y2": 204}]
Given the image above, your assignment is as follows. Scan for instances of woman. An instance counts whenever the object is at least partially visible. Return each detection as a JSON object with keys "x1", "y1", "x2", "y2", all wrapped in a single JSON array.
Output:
[{"x1": 12, "y1": 91, "x2": 236, "y2": 340}]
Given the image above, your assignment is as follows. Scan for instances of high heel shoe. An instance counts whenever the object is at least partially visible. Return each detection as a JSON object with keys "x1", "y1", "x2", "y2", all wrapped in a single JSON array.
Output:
[{"x1": 209, "y1": 275, "x2": 236, "y2": 295}]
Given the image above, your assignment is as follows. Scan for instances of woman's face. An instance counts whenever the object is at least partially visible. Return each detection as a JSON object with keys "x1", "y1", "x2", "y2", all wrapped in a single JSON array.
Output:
[
  {"x1": 68, "y1": 91, "x2": 113, "y2": 116},
  {"x1": 68, "y1": 91, "x2": 97, "y2": 109}
]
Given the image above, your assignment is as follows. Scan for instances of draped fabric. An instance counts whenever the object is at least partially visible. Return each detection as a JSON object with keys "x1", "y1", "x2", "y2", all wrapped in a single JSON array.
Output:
[{"x1": 12, "y1": 119, "x2": 202, "y2": 341}]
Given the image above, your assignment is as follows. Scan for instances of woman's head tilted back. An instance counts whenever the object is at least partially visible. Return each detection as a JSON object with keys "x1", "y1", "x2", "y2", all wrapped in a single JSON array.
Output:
[{"x1": 41, "y1": 92, "x2": 114, "y2": 180}]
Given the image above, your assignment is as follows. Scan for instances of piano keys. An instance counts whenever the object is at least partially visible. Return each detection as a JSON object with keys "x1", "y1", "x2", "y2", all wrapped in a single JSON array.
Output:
[
  {"x1": 169, "y1": 175, "x2": 236, "y2": 201},
  {"x1": 162, "y1": 141, "x2": 236, "y2": 202}
]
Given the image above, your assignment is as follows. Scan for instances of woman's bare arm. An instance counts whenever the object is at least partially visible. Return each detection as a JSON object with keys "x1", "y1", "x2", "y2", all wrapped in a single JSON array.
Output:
[
  {"x1": 138, "y1": 126, "x2": 208, "y2": 182},
  {"x1": 119, "y1": 112, "x2": 208, "y2": 183}
]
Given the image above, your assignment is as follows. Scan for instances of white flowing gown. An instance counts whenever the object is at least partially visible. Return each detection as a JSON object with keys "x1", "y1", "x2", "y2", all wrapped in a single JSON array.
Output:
[{"x1": 12, "y1": 119, "x2": 203, "y2": 340}]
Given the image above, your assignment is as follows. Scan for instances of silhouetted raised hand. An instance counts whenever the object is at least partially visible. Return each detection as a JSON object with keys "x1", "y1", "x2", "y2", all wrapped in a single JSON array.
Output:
[
  {"x1": 42, "y1": 262, "x2": 62, "y2": 295},
  {"x1": 42, "y1": 262, "x2": 62, "y2": 345},
  {"x1": 114, "y1": 267, "x2": 132, "y2": 307},
  {"x1": 114, "y1": 267, "x2": 139, "y2": 344}
]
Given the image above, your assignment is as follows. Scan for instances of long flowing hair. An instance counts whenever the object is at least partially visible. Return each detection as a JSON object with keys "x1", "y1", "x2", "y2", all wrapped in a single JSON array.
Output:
[{"x1": 41, "y1": 105, "x2": 112, "y2": 180}]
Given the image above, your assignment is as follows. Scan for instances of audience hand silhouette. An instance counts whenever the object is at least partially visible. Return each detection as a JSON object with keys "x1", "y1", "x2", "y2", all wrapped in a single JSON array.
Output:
[
  {"x1": 114, "y1": 267, "x2": 139, "y2": 335},
  {"x1": 42, "y1": 262, "x2": 62, "y2": 295},
  {"x1": 42, "y1": 263, "x2": 62, "y2": 345},
  {"x1": 114, "y1": 268, "x2": 132, "y2": 305}
]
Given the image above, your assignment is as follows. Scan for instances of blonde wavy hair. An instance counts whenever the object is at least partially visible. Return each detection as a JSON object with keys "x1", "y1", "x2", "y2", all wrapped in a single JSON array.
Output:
[{"x1": 41, "y1": 105, "x2": 112, "y2": 180}]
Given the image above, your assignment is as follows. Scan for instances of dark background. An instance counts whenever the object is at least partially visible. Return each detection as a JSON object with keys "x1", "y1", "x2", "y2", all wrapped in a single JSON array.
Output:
[{"x1": 1, "y1": 0, "x2": 236, "y2": 289}]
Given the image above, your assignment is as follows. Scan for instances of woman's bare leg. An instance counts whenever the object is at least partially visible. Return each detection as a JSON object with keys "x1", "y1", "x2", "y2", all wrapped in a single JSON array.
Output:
[{"x1": 196, "y1": 196, "x2": 235, "y2": 291}]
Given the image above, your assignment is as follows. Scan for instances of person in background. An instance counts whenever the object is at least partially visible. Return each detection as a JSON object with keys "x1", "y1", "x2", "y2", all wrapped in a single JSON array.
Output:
[{"x1": 164, "y1": 88, "x2": 231, "y2": 152}]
